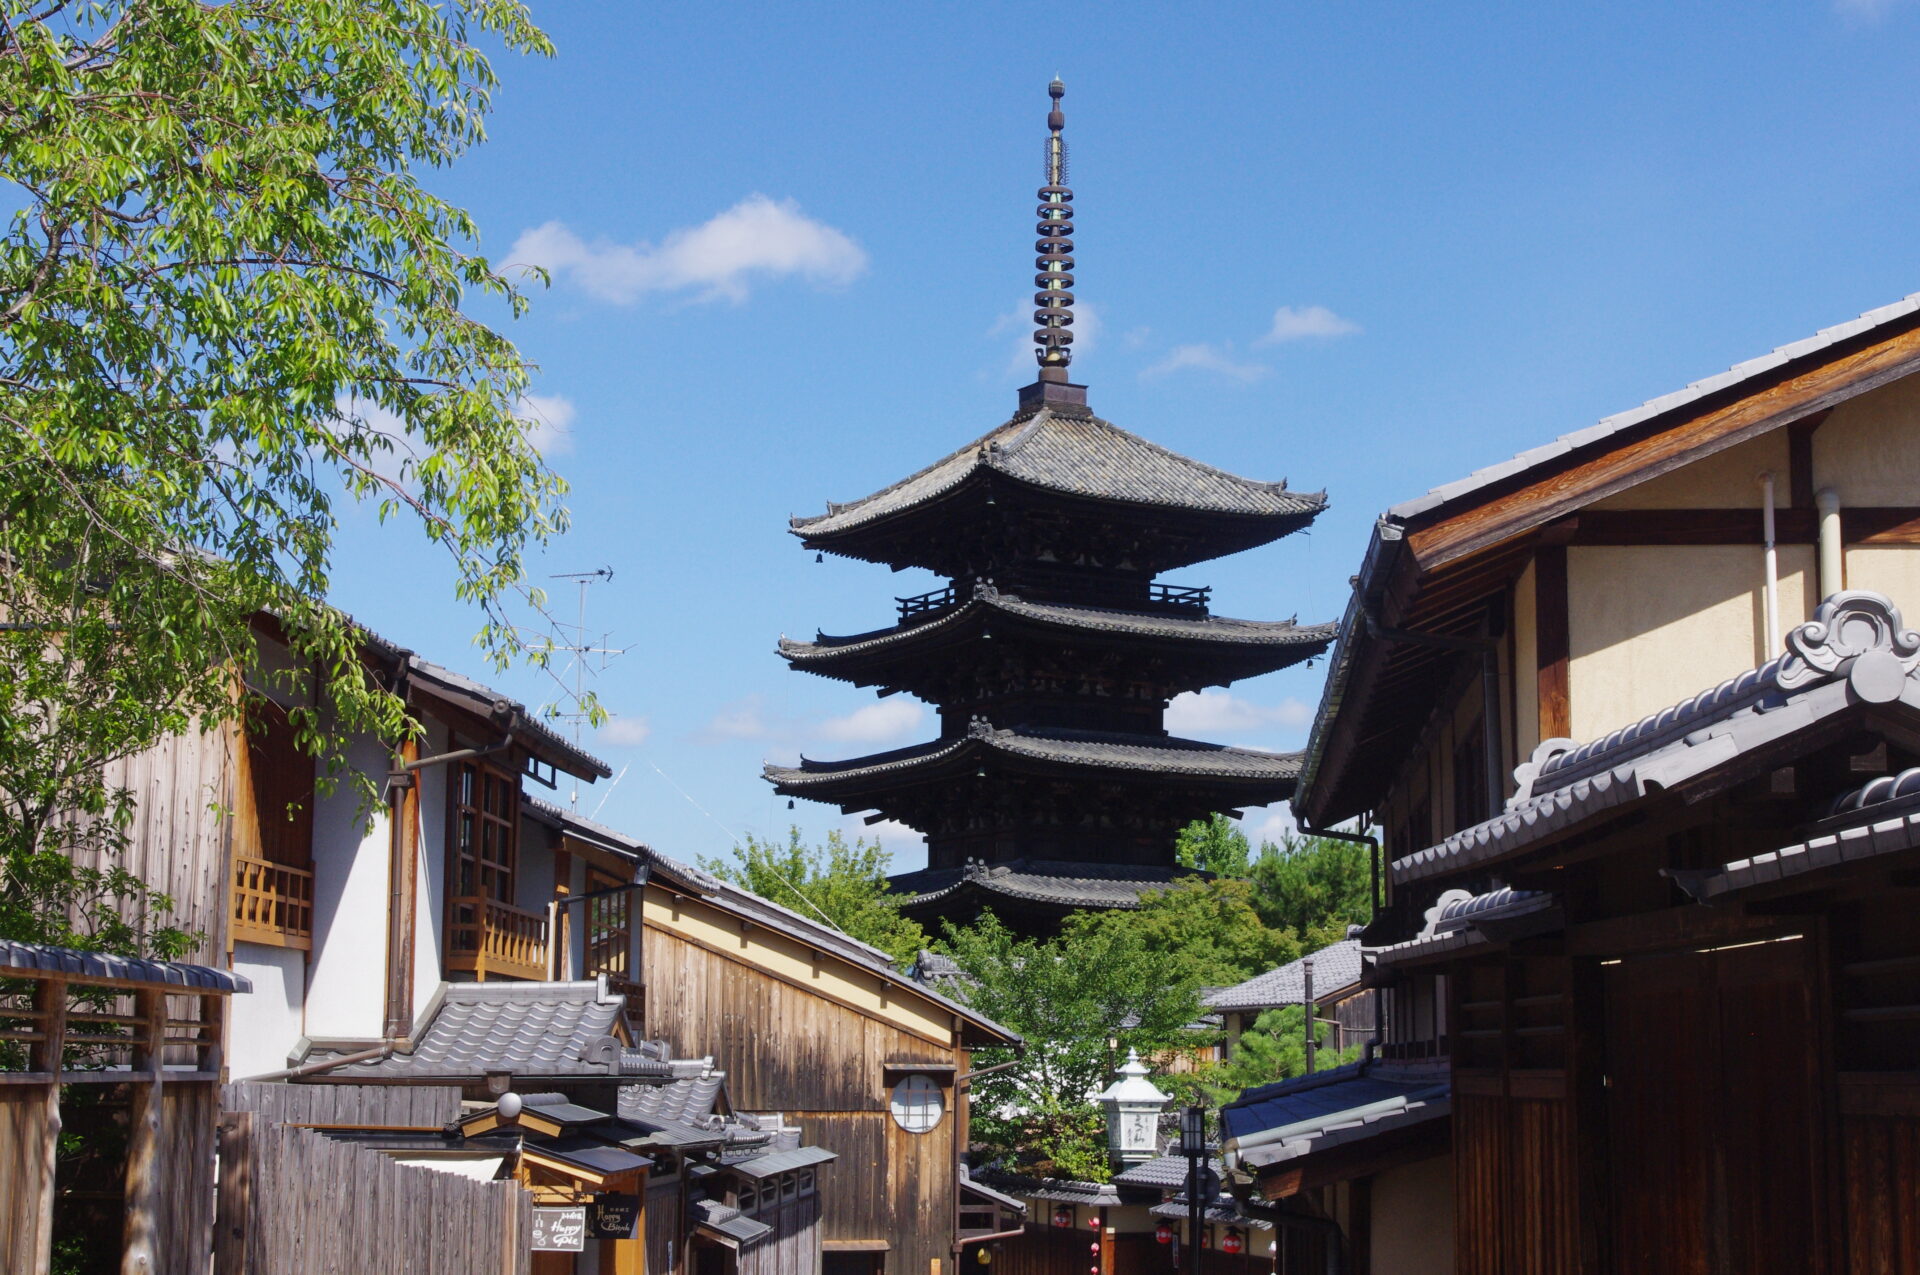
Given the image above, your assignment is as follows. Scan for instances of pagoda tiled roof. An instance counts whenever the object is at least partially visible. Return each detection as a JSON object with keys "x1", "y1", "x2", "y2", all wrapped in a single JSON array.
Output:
[
  {"x1": 791, "y1": 405, "x2": 1325, "y2": 539},
  {"x1": 779, "y1": 585, "x2": 1335, "y2": 668},
  {"x1": 890, "y1": 859, "x2": 1198, "y2": 911},
  {"x1": 764, "y1": 723, "x2": 1302, "y2": 792}
]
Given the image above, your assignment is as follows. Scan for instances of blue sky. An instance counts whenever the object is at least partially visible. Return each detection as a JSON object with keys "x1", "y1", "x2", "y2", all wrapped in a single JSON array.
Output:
[{"x1": 328, "y1": 0, "x2": 1920, "y2": 872}]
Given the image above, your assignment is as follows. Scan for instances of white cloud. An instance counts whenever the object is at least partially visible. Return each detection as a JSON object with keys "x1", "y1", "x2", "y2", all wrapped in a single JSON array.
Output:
[
  {"x1": 1166, "y1": 690, "x2": 1314, "y2": 735},
  {"x1": 1259, "y1": 304, "x2": 1361, "y2": 344},
  {"x1": 595, "y1": 716, "x2": 652, "y2": 748},
  {"x1": 517, "y1": 394, "x2": 575, "y2": 457},
  {"x1": 815, "y1": 699, "x2": 924, "y2": 745},
  {"x1": 1140, "y1": 343, "x2": 1268, "y2": 383},
  {"x1": 1237, "y1": 805, "x2": 1297, "y2": 847},
  {"x1": 700, "y1": 695, "x2": 772, "y2": 742},
  {"x1": 510, "y1": 196, "x2": 867, "y2": 305},
  {"x1": 850, "y1": 817, "x2": 925, "y2": 852}
]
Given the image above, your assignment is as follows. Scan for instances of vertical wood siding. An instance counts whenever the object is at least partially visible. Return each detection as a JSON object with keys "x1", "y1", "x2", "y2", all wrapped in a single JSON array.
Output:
[
  {"x1": 222, "y1": 1081, "x2": 463, "y2": 1127},
  {"x1": 643, "y1": 923, "x2": 963, "y2": 1275},
  {"x1": 739, "y1": 1192, "x2": 823, "y2": 1275},
  {"x1": 158, "y1": 1084, "x2": 219, "y2": 1273},
  {"x1": 1842, "y1": 1114, "x2": 1920, "y2": 1275},
  {"x1": 1454, "y1": 1092, "x2": 1579, "y2": 1275},
  {"x1": 648, "y1": 1177, "x2": 684, "y2": 1275},
  {"x1": 219, "y1": 1117, "x2": 531, "y2": 1274}
]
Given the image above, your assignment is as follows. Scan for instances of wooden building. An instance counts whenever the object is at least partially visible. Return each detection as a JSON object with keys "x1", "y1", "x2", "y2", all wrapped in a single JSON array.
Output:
[
  {"x1": 633, "y1": 846, "x2": 1023, "y2": 1275},
  {"x1": 1249, "y1": 291, "x2": 1920, "y2": 1272},
  {"x1": 1205, "y1": 940, "x2": 1378, "y2": 1061},
  {"x1": 770, "y1": 81, "x2": 1331, "y2": 932}
]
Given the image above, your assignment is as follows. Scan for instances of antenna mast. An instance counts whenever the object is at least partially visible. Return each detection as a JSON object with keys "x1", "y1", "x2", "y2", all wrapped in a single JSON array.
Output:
[{"x1": 547, "y1": 567, "x2": 629, "y2": 809}]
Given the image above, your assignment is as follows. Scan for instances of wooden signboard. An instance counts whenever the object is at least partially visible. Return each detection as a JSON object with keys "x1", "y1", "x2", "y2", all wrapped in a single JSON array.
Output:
[
  {"x1": 589, "y1": 1193, "x2": 640, "y2": 1239},
  {"x1": 533, "y1": 1206, "x2": 588, "y2": 1252}
]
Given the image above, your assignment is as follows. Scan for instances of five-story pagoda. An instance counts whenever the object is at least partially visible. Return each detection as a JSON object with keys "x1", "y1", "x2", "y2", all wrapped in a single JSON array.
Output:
[{"x1": 769, "y1": 80, "x2": 1333, "y2": 933}]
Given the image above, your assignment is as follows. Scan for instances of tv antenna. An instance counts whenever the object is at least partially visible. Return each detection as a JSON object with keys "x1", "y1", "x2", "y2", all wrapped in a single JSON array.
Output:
[{"x1": 547, "y1": 567, "x2": 631, "y2": 809}]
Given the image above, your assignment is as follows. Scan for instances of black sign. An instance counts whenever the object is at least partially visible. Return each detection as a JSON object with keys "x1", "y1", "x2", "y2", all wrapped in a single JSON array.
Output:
[
  {"x1": 532, "y1": 1206, "x2": 588, "y2": 1252},
  {"x1": 590, "y1": 1194, "x2": 641, "y2": 1239}
]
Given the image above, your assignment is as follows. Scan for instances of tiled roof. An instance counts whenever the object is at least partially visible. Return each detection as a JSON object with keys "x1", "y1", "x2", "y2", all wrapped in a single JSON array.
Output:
[
  {"x1": 619, "y1": 1066, "x2": 726, "y2": 1127},
  {"x1": 780, "y1": 587, "x2": 1333, "y2": 666},
  {"x1": 793, "y1": 406, "x2": 1325, "y2": 538},
  {"x1": 1390, "y1": 290, "x2": 1920, "y2": 522},
  {"x1": 1390, "y1": 592, "x2": 1920, "y2": 887},
  {"x1": 0, "y1": 939, "x2": 252, "y2": 993},
  {"x1": 1204, "y1": 941, "x2": 1365, "y2": 1013},
  {"x1": 301, "y1": 979, "x2": 661, "y2": 1081},
  {"x1": 523, "y1": 796, "x2": 647, "y2": 860},
  {"x1": 767, "y1": 724, "x2": 1301, "y2": 789},
  {"x1": 728, "y1": 1146, "x2": 837, "y2": 1178},
  {"x1": 1148, "y1": 1195, "x2": 1273, "y2": 1229},
  {"x1": 891, "y1": 859, "x2": 1199, "y2": 911},
  {"x1": 693, "y1": 1200, "x2": 774, "y2": 1246},
  {"x1": 1673, "y1": 766, "x2": 1920, "y2": 903},
  {"x1": 969, "y1": 1170, "x2": 1130, "y2": 1206},
  {"x1": 1221, "y1": 1061, "x2": 1450, "y2": 1173},
  {"x1": 1114, "y1": 1155, "x2": 1221, "y2": 1190}
]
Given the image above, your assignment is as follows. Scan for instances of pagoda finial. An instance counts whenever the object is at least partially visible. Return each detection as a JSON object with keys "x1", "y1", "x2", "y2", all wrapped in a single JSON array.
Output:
[{"x1": 1033, "y1": 77, "x2": 1074, "y2": 379}]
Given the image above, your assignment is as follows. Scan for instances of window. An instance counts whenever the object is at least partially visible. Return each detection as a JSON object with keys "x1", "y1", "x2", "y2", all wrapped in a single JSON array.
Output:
[
  {"x1": 584, "y1": 867, "x2": 632, "y2": 982},
  {"x1": 449, "y1": 757, "x2": 519, "y2": 903},
  {"x1": 782, "y1": 1173, "x2": 798, "y2": 1201},
  {"x1": 797, "y1": 1169, "x2": 815, "y2": 1197},
  {"x1": 889, "y1": 1073, "x2": 944, "y2": 1133}
]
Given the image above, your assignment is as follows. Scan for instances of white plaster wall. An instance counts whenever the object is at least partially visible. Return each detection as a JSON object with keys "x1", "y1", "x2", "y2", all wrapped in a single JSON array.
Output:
[
  {"x1": 1567, "y1": 544, "x2": 1818, "y2": 743},
  {"x1": 411, "y1": 720, "x2": 450, "y2": 1028},
  {"x1": 1368, "y1": 1155, "x2": 1454, "y2": 1275},
  {"x1": 1816, "y1": 374, "x2": 1920, "y2": 506},
  {"x1": 1846, "y1": 548, "x2": 1920, "y2": 620},
  {"x1": 228, "y1": 941, "x2": 307, "y2": 1078},
  {"x1": 304, "y1": 732, "x2": 392, "y2": 1040},
  {"x1": 1590, "y1": 429, "x2": 1791, "y2": 510}
]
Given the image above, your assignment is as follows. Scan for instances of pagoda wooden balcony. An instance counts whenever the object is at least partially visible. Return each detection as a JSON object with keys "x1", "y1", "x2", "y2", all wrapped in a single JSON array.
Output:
[
  {"x1": 231, "y1": 854, "x2": 314, "y2": 950},
  {"x1": 895, "y1": 574, "x2": 1212, "y2": 623},
  {"x1": 446, "y1": 896, "x2": 550, "y2": 982}
]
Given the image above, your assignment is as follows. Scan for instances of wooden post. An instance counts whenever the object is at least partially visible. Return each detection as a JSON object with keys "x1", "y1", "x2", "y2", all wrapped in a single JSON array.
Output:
[
  {"x1": 213, "y1": 1112, "x2": 253, "y2": 1275},
  {"x1": 121, "y1": 988, "x2": 166, "y2": 1275},
  {"x1": 1535, "y1": 545, "x2": 1571, "y2": 740},
  {"x1": 28, "y1": 976, "x2": 67, "y2": 1275}
]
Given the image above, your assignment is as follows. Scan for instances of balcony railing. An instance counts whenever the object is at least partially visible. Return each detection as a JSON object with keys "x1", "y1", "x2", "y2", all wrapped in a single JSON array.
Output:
[
  {"x1": 446, "y1": 896, "x2": 550, "y2": 982},
  {"x1": 231, "y1": 855, "x2": 315, "y2": 950},
  {"x1": 895, "y1": 573, "x2": 1211, "y2": 623},
  {"x1": 896, "y1": 584, "x2": 959, "y2": 622}
]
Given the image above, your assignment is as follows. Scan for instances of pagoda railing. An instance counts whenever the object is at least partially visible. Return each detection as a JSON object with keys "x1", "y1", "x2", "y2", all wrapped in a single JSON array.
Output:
[{"x1": 895, "y1": 575, "x2": 1211, "y2": 622}]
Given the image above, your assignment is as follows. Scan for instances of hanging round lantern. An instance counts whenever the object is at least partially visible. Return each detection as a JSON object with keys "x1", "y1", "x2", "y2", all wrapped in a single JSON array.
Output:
[
  {"x1": 1088, "y1": 1243, "x2": 1100, "y2": 1256},
  {"x1": 1052, "y1": 1206, "x2": 1074, "y2": 1230},
  {"x1": 1155, "y1": 1223, "x2": 1173, "y2": 1246},
  {"x1": 1086, "y1": 1214, "x2": 1101, "y2": 1230},
  {"x1": 1222, "y1": 1230, "x2": 1244, "y2": 1256},
  {"x1": 974, "y1": 1248, "x2": 992, "y2": 1267}
]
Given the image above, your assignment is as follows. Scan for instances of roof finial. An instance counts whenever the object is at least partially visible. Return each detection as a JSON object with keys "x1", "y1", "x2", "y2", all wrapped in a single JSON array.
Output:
[{"x1": 1033, "y1": 77, "x2": 1074, "y2": 379}]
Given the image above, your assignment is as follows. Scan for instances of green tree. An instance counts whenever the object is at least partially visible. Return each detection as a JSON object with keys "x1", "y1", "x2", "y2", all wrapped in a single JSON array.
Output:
[
  {"x1": 1174, "y1": 812, "x2": 1252, "y2": 876},
  {"x1": 1120, "y1": 876, "x2": 1300, "y2": 987},
  {"x1": 934, "y1": 910, "x2": 1208, "y2": 1179},
  {"x1": 0, "y1": 2, "x2": 559, "y2": 953},
  {"x1": 1165, "y1": 1005, "x2": 1364, "y2": 1109},
  {"x1": 700, "y1": 828, "x2": 928, "y2": 967},
  {"x1": 1248, "y1": 833, "x2": 1373, "y2": 948}
]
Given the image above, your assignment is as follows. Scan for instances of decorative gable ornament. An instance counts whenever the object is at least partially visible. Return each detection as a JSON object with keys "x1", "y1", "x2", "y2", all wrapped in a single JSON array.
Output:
[
  {"x1": 1776, "y1": 591, "x2": 1920, "y2": 701},
  {"x1": 1096, "y1": 1048, "x2": 1170, "y2": 1169}
]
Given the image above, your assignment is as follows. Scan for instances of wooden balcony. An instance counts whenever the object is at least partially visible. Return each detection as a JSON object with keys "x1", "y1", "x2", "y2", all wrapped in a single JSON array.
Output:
[
  {"x1": 231, "y1": 855, "x2": 314, "y2": 950},
  {"x1": 446, "y1": 896, "x2": 549, "y2": 982}
]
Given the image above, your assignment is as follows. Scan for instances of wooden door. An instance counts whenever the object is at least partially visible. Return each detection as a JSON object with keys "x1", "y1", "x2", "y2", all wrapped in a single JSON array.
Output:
[{"x1": 1604, "y1": 937, "x2": 1823, "y2": 1275}]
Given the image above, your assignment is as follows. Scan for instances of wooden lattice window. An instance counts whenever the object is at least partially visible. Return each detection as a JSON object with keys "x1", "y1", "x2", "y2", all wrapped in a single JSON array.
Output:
[
  {"x1": 450, "y1": 758, "x2": 519, "y2": 903},
  {"x1": 584, "y1": 867, "x2": 631, "y2": 981}
]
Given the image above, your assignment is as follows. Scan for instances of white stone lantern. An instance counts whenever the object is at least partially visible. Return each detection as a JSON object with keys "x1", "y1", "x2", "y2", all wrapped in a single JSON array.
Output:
[{"x1": 1097, "y1": 1048, "x2": 1171, "y2": 1169}]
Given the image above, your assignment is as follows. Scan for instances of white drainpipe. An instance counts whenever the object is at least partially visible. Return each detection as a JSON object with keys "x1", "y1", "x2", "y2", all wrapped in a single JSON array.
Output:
[
  {"x1": 1818, "y1": 488, "x2": 1845, "y2": 600},
  {"x1": 1760, "y1": 472, "x2": 1780, "y2": 654}
]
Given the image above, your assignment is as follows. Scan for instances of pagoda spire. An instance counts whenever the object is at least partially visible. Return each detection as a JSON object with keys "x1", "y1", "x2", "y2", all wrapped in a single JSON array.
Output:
[{"x1": 1032, "y1": 77, "x2": 1076, "y2": 387}]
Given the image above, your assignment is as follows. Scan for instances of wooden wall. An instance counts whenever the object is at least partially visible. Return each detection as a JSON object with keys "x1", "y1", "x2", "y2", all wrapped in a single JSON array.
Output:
[
  {"x1": 643, "y1": 917, "x2": 963, "y2": 1275},
  {"x1": 62, "y1": 721, "x2": 238, "y2": 963},
  {"x1": 1841, "y1": 1113, "x2": 1920, "y2": 1274},
  {"x1": 216, "y1": 1113, "x2": 532, "y2": 1274},
  {"x1": 1453, "y1": 1089, "x2": 1579, "y2": 1275},
  {"x1": 222, "y1": 1081, "x2": 464, "y2": 1128},
  {"x1": 647, "y1": 1176, "x2": 683, "y2": 1275},
  {"x1": 740, "y1": 1192, "x2": 824, "y2": 1275}
]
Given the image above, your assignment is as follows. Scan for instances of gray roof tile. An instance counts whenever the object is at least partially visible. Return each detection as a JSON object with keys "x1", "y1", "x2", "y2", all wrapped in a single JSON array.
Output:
[
  {"x1": 1204, "y1": 941, "x2": 1365, "y2": 1013},
  {"x1": 794, "y1": 407, "x2": 1324, "y2": 538},
  {"x1": 0, "y1": 939, "x2": 251, "y2": 993},
  {"x1": 893, "y1": 859, "x2": 1201, "y2": 911},
  {"x1": 767, "y1": 725, "x2": 1301, "y2": 788}
]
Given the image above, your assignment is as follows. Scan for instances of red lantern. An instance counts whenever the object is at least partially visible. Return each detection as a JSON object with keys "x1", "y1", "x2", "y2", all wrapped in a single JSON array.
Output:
[
  {"x1": 1201, "y1": 1231, "x2": 1211, "y2": 1250},
  {"x1": 1086, "y1": 1215, "x2": 1101, "y2": 1230},
  {"x1": 1088, "y1": 1244, "x2": 1100, "y2": 1255},
  {"x1": 1222, "y1": 1230, "x2": 1244, "y2": 1256},
  {"x1": 1052, "y1": 1206, "x2": 1073, "y2": 1230},
  {"x1": 1155, "y1": 1223, "x2": 1173, "y2": 1246}
]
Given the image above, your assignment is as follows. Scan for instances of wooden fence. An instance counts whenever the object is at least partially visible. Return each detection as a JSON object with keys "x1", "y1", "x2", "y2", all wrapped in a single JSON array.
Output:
[
  {"x1": 221, "y1": 1079, "x2": 462, "y2": 1128},
  {"x1": 215, "y1": 1110, "x2": 532, "y2": 1275}
]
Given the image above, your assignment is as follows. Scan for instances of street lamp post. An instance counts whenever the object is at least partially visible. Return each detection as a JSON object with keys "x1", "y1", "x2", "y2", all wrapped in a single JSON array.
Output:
[{"x1": 1181, "y1": 1105, "x2": 1206, "y2": 1275}]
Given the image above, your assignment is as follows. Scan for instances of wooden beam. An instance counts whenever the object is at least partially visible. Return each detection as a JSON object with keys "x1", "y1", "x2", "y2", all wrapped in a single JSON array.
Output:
[
  {"x1": 1787, "y1": 414, "x2": 1825, "y2": 511},
  {"x1": 121, "y1": 988, "x2": 166, "y2": 1275},
  {"x1": 1535, "y1": 546, "x2": 1570, "y2": 741},
  {"x1": 1562, "y1": 506, "x2": 1920, "y2": 545},
  {"x1": 1406, "y1": 320, "x2": 1920, "y2": 569},
  {"x1": 27, "y1": 978, "x2": 66, "y2": 1275}
]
